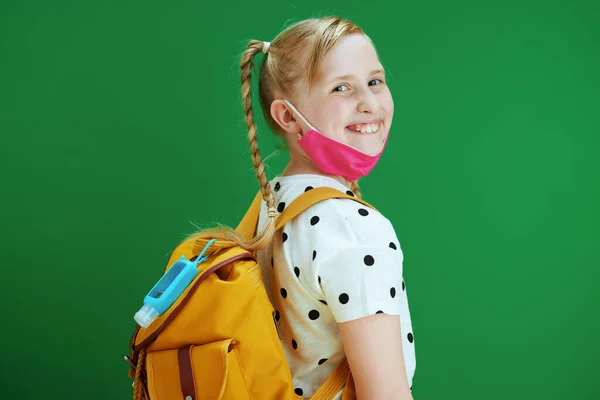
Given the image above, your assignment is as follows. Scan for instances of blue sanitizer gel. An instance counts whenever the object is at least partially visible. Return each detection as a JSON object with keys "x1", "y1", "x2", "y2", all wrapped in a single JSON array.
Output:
[{"x1": 134, "y1": 239, "x2": 216, "y2": 328}]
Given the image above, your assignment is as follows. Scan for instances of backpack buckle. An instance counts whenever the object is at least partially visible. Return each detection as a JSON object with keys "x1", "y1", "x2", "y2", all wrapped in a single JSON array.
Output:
[{"x1": 123, "y1": 354, "x2": 136, "y2": 369}]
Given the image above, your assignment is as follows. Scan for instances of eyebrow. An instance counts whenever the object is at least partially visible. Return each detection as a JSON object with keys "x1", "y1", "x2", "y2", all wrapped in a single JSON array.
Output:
[{"x1": 327, "y1": 69, "x2": 385, "y2": 84}]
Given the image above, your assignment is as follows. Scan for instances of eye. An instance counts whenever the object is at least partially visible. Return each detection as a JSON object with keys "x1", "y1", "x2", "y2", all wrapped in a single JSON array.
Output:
[
  {"x1": 369, "y1": 78, "x2": 383, "y2": 86},
  {"x1": 333, "y1": 84, "x2": 349, "y2": 92}
]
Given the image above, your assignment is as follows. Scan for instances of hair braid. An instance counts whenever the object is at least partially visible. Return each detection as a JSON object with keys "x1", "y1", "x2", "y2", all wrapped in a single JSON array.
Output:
[
  {"x1": 238, "y1": 40, "x2": 278, "y2": 249},
  {"x1": 350, "y1": 180, "x2": 362, "y2": 199},
  {"x1": 240, "y1": 41, "x2": 276, "y2": 212}
]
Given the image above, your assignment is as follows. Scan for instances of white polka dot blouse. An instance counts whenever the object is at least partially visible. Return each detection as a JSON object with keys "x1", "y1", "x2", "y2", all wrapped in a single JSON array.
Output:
[{"x1": 256, "y1": 174, "x2": 416, "y2": 399}]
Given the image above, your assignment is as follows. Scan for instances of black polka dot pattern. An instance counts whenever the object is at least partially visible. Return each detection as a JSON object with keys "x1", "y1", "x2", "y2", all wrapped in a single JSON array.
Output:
[
  {"x1": 277, "y1": 202, "x2": 286, "y2": 213},
  {"x1": 339, "y1": 293, "x2": 349, "y2": 304},
  {"x1": 262, "y1": 178, "x2": 416, "y2": 385},
  {"x1": 294, "y1": 388, "x2": 303, "y2": 396}
]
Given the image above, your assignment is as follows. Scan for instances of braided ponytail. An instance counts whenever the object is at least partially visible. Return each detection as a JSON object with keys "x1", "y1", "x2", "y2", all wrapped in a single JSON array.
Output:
[
  {"x1": 238, "y1": 40, "x2": 279, "y2": 248},
  {"x1": 186, "y1": 40, "x2": 277, "y2": 253}
]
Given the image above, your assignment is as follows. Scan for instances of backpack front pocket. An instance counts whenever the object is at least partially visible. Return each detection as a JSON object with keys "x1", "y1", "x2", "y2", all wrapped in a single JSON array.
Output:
[{"x1": 145, "y1": 338, "x2": 251, "y2": 400}]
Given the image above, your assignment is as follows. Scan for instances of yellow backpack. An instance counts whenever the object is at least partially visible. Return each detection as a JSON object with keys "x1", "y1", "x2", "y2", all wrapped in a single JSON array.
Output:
[{"x1": 126, "y1": 187, "x2": 376, "y2": 400}]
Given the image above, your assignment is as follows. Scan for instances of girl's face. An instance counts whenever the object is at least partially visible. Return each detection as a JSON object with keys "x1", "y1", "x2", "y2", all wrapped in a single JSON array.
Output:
[{"x1": 292, "y1": 33, "x2": 394, "y2": 156}]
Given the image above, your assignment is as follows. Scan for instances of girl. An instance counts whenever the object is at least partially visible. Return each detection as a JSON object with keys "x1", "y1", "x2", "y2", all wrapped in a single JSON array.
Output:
[
  {"x1": 252, "y1": 16, "x2": 417, "y2": 400},
  {"x1": 201, "y1": 15, "x2": 416, "y2": 400}
]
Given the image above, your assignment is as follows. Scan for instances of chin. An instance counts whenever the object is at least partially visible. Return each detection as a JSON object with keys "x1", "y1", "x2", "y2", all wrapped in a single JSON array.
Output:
[{"x1": 347, "y1": 131, "x2": 387, "y2": 155}]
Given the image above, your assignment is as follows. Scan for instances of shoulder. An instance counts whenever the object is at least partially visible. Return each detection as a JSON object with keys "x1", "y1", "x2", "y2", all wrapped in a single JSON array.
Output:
[
  {"x1": 314, "y1": 197, "x2": 394, "y2": 234},
  {"x1": 295, "y1": 199, "x2": 406, "y2": 322},
  {"x1": 284, "y1": 197, "x2": 399, "y2": 257}
]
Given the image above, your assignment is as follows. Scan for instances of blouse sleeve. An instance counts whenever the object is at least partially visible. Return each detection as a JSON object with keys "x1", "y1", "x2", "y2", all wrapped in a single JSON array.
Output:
[
  {"x1": 293, "y1": 198, "x2": 406, "y2": 323},
  {"x1": 316, "y1": 243, "x2": 405, "y2": 323}
]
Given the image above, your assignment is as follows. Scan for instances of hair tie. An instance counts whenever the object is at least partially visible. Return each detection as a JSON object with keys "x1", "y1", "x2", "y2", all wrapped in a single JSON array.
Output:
[
  {"x1": 267, "y1": 207, "x2": 278, "y2": 218},
  {"x1": 262, "y1": 41, "x2": 271, "y2": 54}
]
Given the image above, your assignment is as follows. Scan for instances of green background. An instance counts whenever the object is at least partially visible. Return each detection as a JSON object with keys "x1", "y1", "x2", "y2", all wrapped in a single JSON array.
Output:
[{"x1": 1, "y1": 0, "x2": 598, "y2": 399}]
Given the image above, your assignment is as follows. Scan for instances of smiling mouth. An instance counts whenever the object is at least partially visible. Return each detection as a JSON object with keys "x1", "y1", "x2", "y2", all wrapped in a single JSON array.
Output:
[{"x1": 345, "y1": 121, "x2": 383, "y2": 135}]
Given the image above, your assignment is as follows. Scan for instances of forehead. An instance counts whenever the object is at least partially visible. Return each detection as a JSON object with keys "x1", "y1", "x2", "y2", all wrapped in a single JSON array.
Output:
[{"x1": 317, "y1": 34, "x2": 382, "y2": 82}]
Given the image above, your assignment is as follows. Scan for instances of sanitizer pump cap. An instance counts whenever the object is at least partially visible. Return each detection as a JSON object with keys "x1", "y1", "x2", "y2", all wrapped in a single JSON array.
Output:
[{"x1": 134, "y1": 303, "x2": 159, "y2": 328}]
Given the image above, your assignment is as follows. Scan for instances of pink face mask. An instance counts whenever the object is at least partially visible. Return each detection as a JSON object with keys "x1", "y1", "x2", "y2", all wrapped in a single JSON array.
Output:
[{"x1": 283, "y1": 99, "x2": 389, "y2": 182}]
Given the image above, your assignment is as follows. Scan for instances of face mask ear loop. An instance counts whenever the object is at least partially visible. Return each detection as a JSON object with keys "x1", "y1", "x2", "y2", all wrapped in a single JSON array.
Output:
[{"x1": 283, "y1": 99, "x2": 316, "y2": 139}]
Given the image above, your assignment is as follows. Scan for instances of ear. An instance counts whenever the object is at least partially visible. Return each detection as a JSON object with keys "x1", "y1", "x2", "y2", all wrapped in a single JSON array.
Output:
[{"x1": 270, "y1": 99, "x2": 303, "y2": 136}]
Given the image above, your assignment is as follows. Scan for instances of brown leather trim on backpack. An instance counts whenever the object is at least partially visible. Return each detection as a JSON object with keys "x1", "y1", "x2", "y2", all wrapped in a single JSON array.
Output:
[
  {"x1": 178, "y1": 345, "x2": 196, "y2": 400},
  {"x1": 132, "y1": 251, "x2": 256, "y2": 352},
  {"x1": 128, "y1": 325, "x2": 141, "y2": 378}
]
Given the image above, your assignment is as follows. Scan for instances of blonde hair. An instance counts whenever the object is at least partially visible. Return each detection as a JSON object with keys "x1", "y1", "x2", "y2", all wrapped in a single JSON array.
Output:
[{"x1": 188, "y1": 16, "x2": 366, "y2": 253}]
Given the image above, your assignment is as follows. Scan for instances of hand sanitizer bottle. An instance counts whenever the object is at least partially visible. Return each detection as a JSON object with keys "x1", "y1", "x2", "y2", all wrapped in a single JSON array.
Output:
[{"x1": 134, "y1": 239, "x2": 216, "y2": 328}]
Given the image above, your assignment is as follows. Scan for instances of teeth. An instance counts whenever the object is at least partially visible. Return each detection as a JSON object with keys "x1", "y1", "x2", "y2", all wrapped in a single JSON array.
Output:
[{"x1": 350, "y1": 122, "x2": 380, "y2": 134}]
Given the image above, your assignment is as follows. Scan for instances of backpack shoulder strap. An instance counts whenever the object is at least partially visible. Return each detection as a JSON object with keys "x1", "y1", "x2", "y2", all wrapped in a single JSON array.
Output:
[
  {"x1": 236, "y1": 187, "x2": 376, "y2": 240},
  {"x1": 275, "y1": 187, "x2": 375, "y2": 231},
  {"x1": 235, "y1": 187, "x2": 367, "y2": 397}
]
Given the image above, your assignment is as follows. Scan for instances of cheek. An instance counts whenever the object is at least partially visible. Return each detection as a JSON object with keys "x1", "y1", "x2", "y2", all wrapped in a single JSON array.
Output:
[
  {"x1": 382, "y1": 92, "x2": 394, "y2": 119},
  {"x1": 311, "y1": 102, "x2": 346, "y2": 133},
  {"x1": 322, "y1": 100, "x2": 346, "y2": 117}
]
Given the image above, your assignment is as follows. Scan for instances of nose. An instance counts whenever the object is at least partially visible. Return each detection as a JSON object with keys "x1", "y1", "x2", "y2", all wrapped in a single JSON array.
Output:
[{"x1": 356, "y1": 87, "x2": 379, "y2": 114}]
